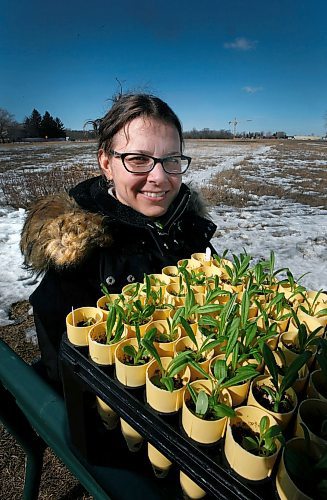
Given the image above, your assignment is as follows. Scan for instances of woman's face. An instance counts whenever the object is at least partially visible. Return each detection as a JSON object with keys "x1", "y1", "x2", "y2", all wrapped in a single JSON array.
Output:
[{"x1": 98, "y1": 116, "x2": 182, "y2": 218}]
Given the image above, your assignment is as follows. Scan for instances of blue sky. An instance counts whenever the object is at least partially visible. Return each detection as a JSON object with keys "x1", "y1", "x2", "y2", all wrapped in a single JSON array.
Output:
[{"x1": 1, "y1": 0, "x2": 326, "y2": 135}]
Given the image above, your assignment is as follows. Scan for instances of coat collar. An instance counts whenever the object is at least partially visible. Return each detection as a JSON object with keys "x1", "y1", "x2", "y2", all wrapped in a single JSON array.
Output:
[{"x1": 21, "y1": 176, "x2": 216, "y2": 271}]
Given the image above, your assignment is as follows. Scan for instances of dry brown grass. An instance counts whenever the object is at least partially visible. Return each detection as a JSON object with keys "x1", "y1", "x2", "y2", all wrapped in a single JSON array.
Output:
[
  {"x1": 0, "y1": 165, "x2": 99, "y2": 209},
  {"x1": 200, "y1": 140, "x2": 327, "y2": 209}
]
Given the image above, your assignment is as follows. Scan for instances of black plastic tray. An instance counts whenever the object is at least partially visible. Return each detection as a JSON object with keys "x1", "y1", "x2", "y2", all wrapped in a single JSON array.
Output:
[{"x1": 60, "y1": 335, "x2": 279, "y2": 500}]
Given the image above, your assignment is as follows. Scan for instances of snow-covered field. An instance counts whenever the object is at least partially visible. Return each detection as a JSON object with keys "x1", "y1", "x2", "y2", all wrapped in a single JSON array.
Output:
[{"x1": 0, "y1": 140, "x2": 326, "y2": 326}]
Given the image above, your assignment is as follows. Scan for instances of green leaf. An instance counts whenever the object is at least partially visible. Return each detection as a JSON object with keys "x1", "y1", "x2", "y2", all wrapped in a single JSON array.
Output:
[
  {"x1": 317, "y1": 308, "x2": 327, "y2": 317},
  {"x1": 195, "y1": 390, "x2": 208, "y2": 416},
  {"x1": 222, "y1": 365, "x2": 257, "y2": 388},
  {"x1": 161, "y1": 376, "x2": 174, "y2": 392},
  {"x1": 180, "y1": 317, "x2": 198, "y2": 348},
  {"x1": 262, "y1": 343, "x2": 279, "y2": 390},
  {"x1": 280, "y1": 350, "x2": 311, "y2": 394},
  {"x1": 242, "y1": 436, "x2": 258, "y2": 452},
  {"x1": 141, "y1": 338, "x2": 162, "y2": 372},
  {"x1": 212, "y1": 403, "x2": 235, "y2": 418},
  {"x1": 106, "y1": 306, "x2": 117, "y2": 340},
  {"x1": 213, "y1": 359, "x2": 228, "y2": 384},
  {"x1": 240, "y1": 291, "x2": 250, "y2": 327},
  {"x1": 188, "y1": 359, "x2": 210, "y2": 380},
  {"x1": 187, "y1": 382, "x2": 198, "y2": 406},
  {"x1": 225, "y1": 316, "x2": 240, "y2": 359},
  {"x1": 260, "y1": 415, "x2": 269, "y2": 436},
  {"x1": 123, "y1": 344, "x2": 137, "y2": 359}
]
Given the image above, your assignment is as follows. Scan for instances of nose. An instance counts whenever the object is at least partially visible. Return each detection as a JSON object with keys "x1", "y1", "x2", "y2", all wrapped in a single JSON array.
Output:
[{"x1": 147, "y1": 160, "x2": 168, "y2": 182}]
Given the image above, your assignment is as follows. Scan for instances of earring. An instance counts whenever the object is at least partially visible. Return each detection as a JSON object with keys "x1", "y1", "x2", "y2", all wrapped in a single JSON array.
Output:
[{"x1": 105, "y1": 176, "x2": 113, "y2": 187}]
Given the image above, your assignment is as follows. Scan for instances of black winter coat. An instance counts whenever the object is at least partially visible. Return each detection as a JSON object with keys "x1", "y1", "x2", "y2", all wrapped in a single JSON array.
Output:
[{"x1": 20, "y1": 176, "x2": 217, "y2": 381}]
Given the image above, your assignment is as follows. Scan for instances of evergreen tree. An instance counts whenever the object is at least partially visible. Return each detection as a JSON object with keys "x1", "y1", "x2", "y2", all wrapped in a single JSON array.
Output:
[
  {"x1": 55, "y1": 117, "x2": 66, "y2": 138},
  {"x1": 23, "y1": 109, "x2": 66, "y2": 138},
  {"x1": 40, "y1": 111, "x2": 57, "y2": 138},
  {"x1": 24, "y1": 109, "x2": 42, "y2": 137}
]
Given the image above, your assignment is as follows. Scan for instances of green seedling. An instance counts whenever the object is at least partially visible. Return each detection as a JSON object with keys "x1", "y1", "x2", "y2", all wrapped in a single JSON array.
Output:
[
  {"x1": 186, "y1": 382, "x2": 235, "y2": 421},
  {"x1": 122, "y1": 325, "x2": 156, "y2": 365},
  {"x1": 261, "y1": 343, "x2": 311, "y2": 413},
  {"x1": 241, "y1": 415, "x2": 285, "y2": 457}
]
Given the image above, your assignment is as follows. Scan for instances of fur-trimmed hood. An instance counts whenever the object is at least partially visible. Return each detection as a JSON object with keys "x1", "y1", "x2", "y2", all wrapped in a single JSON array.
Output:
[{"x1": 20, "y1": 177, "x2": 214, "y2": 273}]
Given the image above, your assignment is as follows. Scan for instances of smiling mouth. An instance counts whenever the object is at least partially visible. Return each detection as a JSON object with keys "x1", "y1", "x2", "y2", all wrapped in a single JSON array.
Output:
[{"x1": 141, "y1": 191, "x2": 167, "y2": 198}]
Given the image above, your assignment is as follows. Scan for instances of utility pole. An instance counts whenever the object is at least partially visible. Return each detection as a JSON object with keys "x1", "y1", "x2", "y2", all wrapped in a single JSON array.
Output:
[{"x1": 228, "y1": 118, "x2": 252, "y2": 138}]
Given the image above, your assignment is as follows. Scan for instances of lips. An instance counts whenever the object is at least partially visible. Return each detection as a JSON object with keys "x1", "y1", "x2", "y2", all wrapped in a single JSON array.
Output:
[{"x1": 141, "y1": 191, "x2": 167, "y2": 198}]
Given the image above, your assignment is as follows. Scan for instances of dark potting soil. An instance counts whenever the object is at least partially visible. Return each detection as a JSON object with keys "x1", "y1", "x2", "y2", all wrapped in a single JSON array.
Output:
[
  {"x1": 151, "y1": 371, "x2": 184, "y2": 390},
  {"x1": 231, "y1": 423, "x2": 261, "y2": 455},
  {"x1": 252, "y1": 384, "x2": 294, "y2": 413},
  {"x1": 121, "y1": 354, "x2": 151, "y2": 366},
  {"x1": 182, "y1": 347, "x2": 206, "y2": 363},
  {"x1": 169, "y1": 291, "x2": 186, "y2": 297},
  {"x1": 282, "y1": 341, "x2": 302, "y2": 354},
  {"x1": 186, "y1": 399, "x2": 223, "y2": 421},
  {"x1": 92, "y1": 335, "x2": 107, "y2": 344},
  {"x1": 154, "y1": 332, "x2": 178, "y2": 343},
  {"x1": 77, "y1": 318, "x2": 96, "y2": 327}
]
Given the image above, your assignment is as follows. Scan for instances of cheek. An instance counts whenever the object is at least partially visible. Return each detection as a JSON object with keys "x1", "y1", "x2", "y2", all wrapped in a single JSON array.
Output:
[
  {"x1": 170, "y1": 177, "x2": 182, "y2": 192},
  {"x1": 113, "y1": 170, "x2": 143, "y2": 194}
]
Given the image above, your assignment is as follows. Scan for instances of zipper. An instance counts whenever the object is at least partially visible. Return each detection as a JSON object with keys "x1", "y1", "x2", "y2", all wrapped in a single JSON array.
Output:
[{"x1": 146, "y1": 190, "x2": 191, "y2": 236}]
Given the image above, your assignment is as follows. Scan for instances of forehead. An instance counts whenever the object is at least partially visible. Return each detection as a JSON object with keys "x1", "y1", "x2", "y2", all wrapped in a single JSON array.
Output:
[{"x1": 113, "y1": 116, "x2": 180, "y2": 148}]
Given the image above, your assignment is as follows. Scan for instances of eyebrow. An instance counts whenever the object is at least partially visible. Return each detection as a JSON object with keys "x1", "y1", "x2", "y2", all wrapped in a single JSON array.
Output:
[{"x1": 126, "y1": 150, "x2": 181, "y2": 156}]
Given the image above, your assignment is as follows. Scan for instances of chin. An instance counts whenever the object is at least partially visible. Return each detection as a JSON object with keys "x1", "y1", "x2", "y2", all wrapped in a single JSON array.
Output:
[{"x1": 140, "y1": 205, "x2": 168, "y2": 218}]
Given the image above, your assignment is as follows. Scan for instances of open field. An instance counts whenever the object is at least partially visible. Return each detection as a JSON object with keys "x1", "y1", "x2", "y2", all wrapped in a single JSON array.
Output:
[
  {"x1": 1, "y1": 139, "x2": 326, "y2": 209},
  {"x1": 0, "y1": 138, "x2": 326, "y2": 498}
]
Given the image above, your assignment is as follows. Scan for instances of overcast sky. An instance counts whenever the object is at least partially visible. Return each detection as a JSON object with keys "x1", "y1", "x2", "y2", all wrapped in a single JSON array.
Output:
[{"x1": 1, "y1": 0, "x2": 326, "y2": 135}]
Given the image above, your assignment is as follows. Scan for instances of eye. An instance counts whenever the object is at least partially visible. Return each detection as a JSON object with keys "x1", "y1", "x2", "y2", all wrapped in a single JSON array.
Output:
[
  {"x1": 166, "y1": 156, "x2": 180, "y2": 164},
  {"x1": 126, "y1": 155, "x2": 151, "y2": 165}
]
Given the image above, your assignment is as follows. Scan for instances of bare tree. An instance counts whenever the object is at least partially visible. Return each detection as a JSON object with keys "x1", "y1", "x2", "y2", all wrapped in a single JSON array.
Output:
[{"x1": 0, "y1": 108, "x2": 17, "y2": 143}]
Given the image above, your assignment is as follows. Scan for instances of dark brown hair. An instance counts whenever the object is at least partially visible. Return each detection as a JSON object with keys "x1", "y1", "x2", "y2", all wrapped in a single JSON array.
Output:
[{"x1": 92, "y1": 93, "x2": 184, "y2": 153}]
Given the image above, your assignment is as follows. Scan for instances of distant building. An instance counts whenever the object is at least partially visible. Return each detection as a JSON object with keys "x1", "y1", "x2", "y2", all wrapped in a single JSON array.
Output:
[{"x1": 292, "y1": 135, "x2": 323, "y2": 141}]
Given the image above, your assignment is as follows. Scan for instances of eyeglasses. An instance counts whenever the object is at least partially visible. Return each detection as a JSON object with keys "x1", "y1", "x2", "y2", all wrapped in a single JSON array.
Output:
[{"x1": 109, "y1": 149, "x2": 191, "y2": 174}]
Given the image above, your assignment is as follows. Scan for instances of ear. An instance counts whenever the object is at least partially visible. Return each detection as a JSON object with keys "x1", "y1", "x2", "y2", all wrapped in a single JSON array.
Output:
[{"x1": 98, "y1": 149, "x2": 113, "y2": 180}]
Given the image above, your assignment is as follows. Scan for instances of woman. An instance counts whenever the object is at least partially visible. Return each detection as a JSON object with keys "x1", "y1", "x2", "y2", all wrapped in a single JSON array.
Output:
[{"x1": 21, "y1": 93, "x2": 217, "y2": 382}]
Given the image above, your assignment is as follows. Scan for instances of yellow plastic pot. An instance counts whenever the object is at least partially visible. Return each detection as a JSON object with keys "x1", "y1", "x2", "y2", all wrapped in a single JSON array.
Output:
[
  {"x1": 165, "y1": 283, "x2": 186, "y2": 307},
  {"x1": 307, "y1": 369, "x2": 327, "y2": 401},
  {"x1": 66, "y1": 307, "x2": 103, "y2": 346},
  {"x1": 276, "y1": 438, "x2": 322, "y2": 500},
  {"x1": 152, "y1": 307, "x2": 171, "y2": 320},
  {"x1": 174, "y1": 336, "x2": 213, "y2": 381},
  {"x1": 96, "y1": 396, "x2": 118, "y2": 430},
  {"x1": 145, "y1": 319, "x2": 181, "y2": 357},
  {"x1": 224, "y1": 405, "x2": 281, "y2": 481},
  {"x1": 247, "y1": 375, "x2": 297, "y2": 430},
  {"x1": 182, "y1": 379, "x2": 231, "y2": 444},
  {"x1": 145, "y1": 357, "x2": 190, "y2": 413},
  {"x1": 123, "y1": 316, "x2": 153, "y2": 339},
  {"x1": 180, "y1": 471, "x2": 206, "y2": 499},
  {"x1": 162, "y1": 265, "x2": 180, "y2": 284},
  {"x1": 279, "y1": 331, "x2": 316, "y2": 368},
  {"x1": 147, "y1": 443, "x2": 172, "y2": 478},
  {"x1": 120, "y1": 418, "x2": 143, "y2": 452},
  {"x1": 177, "y1": 258, "x2": 202, "y2": 270},
  {"x1": 297, "y1": 308, "x2": 326, "y2": 335},
  {"x1": 115, "y1": 338, "x2": 152, "y2": 387},
  {"x1": 96, "y1": 294, "x2": 123, "y2": 320},
  {"x1": 88, "y1": 322, "x2": 125, "y2": 366},
  {"x1": 295, "y1": 398, "x2": 327, "y2": 451},
  {"x1": 191, "y1": 252, "x2": 214, "y2": 267}
]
